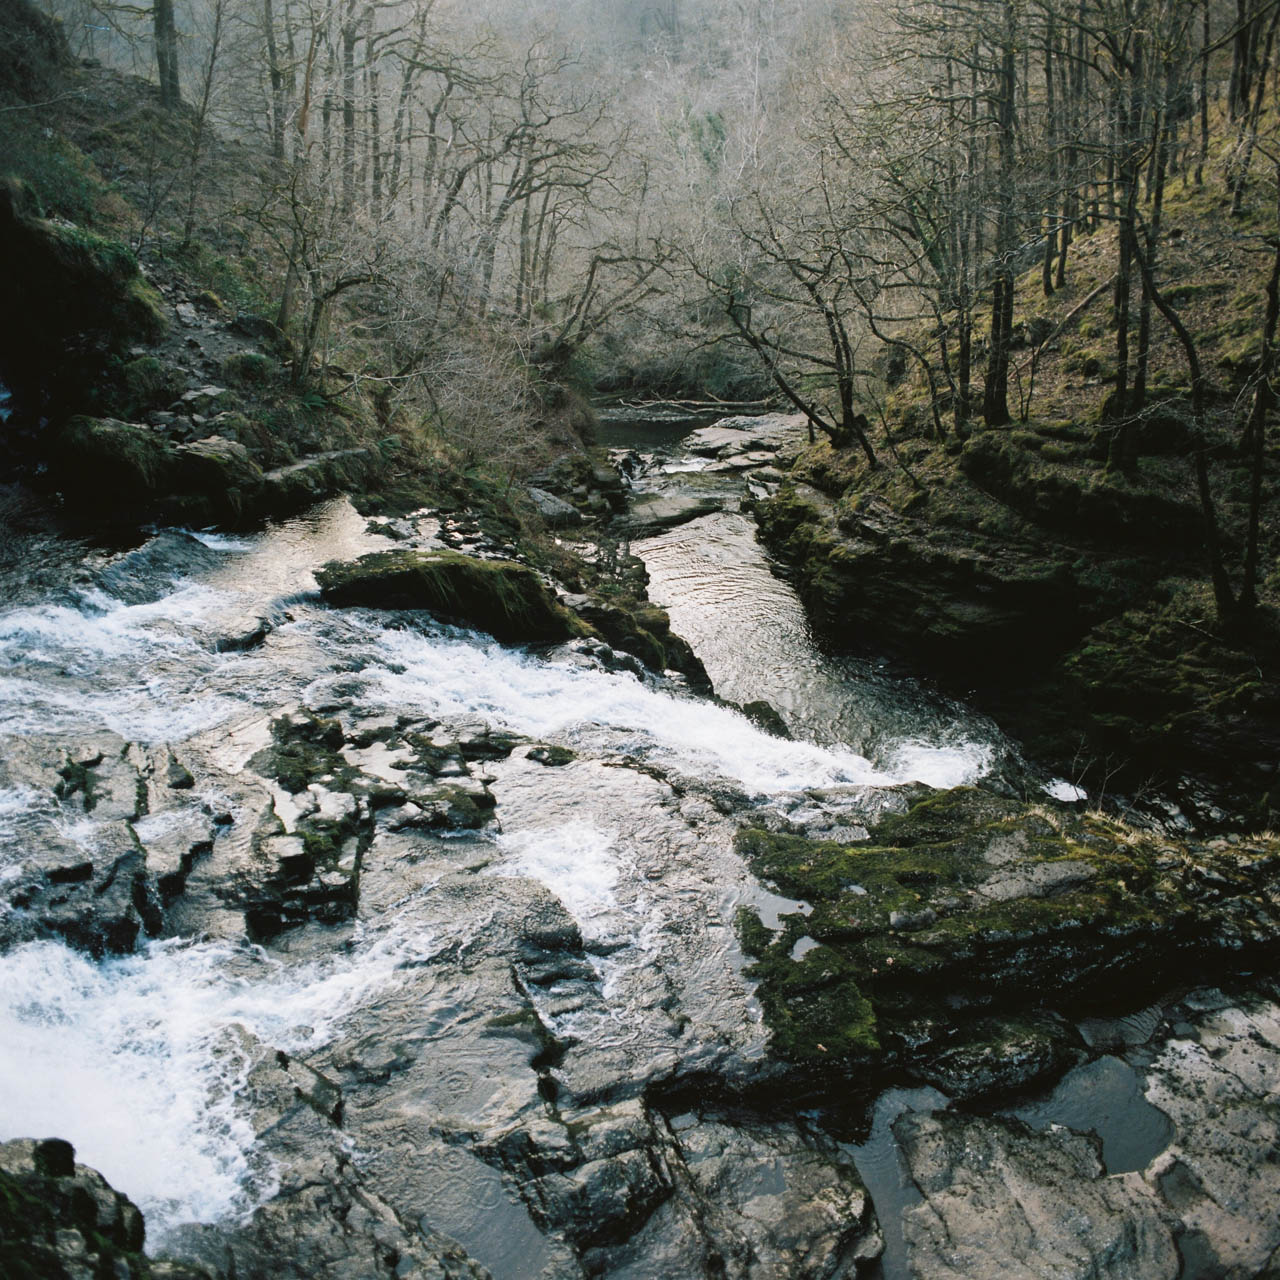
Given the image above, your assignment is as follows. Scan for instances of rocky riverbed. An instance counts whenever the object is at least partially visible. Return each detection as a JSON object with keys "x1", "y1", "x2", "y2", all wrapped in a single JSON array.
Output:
[{"x1": 2, "y1": 417, "x2": 1279, "y2": 1279}]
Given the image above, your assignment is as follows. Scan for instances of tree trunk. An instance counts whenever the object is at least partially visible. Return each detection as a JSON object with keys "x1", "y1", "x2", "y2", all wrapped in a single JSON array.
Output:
[
  {"x1": 264, "y1": 0, "x2": 285, "y2": 160},
  {"x1": 153, "y1": 0, "x2": 180, "y2": 108},
  {"x1": 1239, "y1": 167, "x2": 1280, "y2": 611},
  {"x1": 342, "y1": 3, "x2": 358, "y2": 216},
  {"x1": 983, "y1": 5, "x2": 1017, "y2": 428}
]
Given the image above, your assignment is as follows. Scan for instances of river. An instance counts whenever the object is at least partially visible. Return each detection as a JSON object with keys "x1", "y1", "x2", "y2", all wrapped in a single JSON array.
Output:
[{"x1": 0, "y1": 416, "x2": 1055, "y2": 1277}]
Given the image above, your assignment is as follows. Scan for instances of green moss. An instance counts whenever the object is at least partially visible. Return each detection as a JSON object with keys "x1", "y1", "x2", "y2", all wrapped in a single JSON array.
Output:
[
  {"x1": 222, "y1": 351, "x2": 276, "y2": 386},
  {"x1": 735, "y1": 905, "x2": 774, "y2": 959},
  {"x1": 54, "y1": 417, "x2": 177, "y2": 505},
  {"x1": 114, "y1": 354, "x2": 185, "y2": 417},
  {"x1": 749, "y1": 942, "x2": 880, "y2": 1060},
  {"x1": 252, "y1": 713, "x2": 347, "y2": 794},
  {"x1": 734, "y1": 785, "x2": 1280, "y2": 1086},
  {"x1": 53, "y1": 756, "x2": 100, "y2": 810},
  {"x1": 0, "y1": 122, "x2": 100, "y2": 224}
]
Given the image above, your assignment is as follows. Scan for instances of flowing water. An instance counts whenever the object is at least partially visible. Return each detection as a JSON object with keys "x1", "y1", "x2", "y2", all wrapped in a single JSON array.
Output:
[{"x1": 0, "y1": 421, "x2": 1068, "y2": 1274}]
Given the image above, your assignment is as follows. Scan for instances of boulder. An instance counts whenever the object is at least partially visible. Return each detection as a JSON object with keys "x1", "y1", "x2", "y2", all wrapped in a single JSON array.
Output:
[
  {"x1": 0, "y1": 178, "x2": 166, "y2": 418},
  {"x1": 173, "y1": 437, "x2": 266, "y2": 519},
  {"x1": 896, "y1": 1112, "x2": 1178, "y2": 1280},
  {"x1": 53, "y1": 416, "x2": 177, "y2": 505},
  {"x1": 317, "y1": 549, "x2": 589, "y2": 645},
  {"x1": 527, "y1": 486, "x2": 584, "y2": 528},
  {"x1": 0, "y1": 1137, "x2": 211, "y2": 1280}
]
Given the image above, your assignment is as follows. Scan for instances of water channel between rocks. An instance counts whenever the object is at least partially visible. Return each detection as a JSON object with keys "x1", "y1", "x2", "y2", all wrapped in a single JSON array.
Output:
[{"x1": 0, "y1": 416, "x2": 1170, "y2": 1278}]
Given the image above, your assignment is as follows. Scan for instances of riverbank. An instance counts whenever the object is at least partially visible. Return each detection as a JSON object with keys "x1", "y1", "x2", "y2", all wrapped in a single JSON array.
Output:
[{"x1": 753, "y1": 428, "x2": 1280, "y2": 830}]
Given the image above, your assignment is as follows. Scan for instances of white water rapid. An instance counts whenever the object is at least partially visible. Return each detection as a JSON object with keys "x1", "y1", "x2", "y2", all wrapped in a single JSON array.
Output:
[{"x1": 0, "y1": 494, "x2": 1010, "y2": 1260}]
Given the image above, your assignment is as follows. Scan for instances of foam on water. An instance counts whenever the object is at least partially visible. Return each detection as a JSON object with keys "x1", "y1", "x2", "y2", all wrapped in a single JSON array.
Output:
[
  {"x1": 183, "y1": 530, "x2": 255, "y2": 552},
  {"x1": 490, "y1": 822, "x2": 621, "y2": 929},
  {"x1": 0, "y1": 913, "x2": 443, "y2": 1237},
  {"x1": 340, "y1": 622, "x2": 994, "y2": 795},
  {"x1": 1045, "y1": 778, "x2": 1088, "y2": 803},
  {"x1": 0, "y1": 584, "x2": 224, "y2": 662},
  {"x1": 882, "y1": 737, "x2": 997, "y2": 790},
  {"x1": 0, "y1": 784, "x2": 53, "y2": 839}
]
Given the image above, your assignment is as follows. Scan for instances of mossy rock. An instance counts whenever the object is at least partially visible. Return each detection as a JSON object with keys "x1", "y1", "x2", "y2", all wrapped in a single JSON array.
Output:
[
  {"x1": 221, "y1": 350, "x2": 276, "y2": 386},
  {"x1": 572, "y1": 594, "x2": 709, "y2": 686},
  {"x1": 736, "y1": 786, "x2": 1280, "y2": 1092},
  {"x1": 1042, "y1": 589, "x2": 1280, "y2": 817},
  {"x1": 739, "y1": 699, "x2": 791, "y2": 738},
  {"x1": 53, "y1": 416, "x2": 177, "y2": 503},
  {"x1": 171, "y1": 436, "x2": 266, "y2": 521},
  {"x1": 0, "y1": 1137, "x2": 212, "y2": 1280},
  {"x1": 958, "y1": 433, "x2": 1201, "y2": 548},
  {"x1": 317, "y1": 549, "x2": 590, "y2": 645},
  {"x1": 0, "y1": 178, "x2": 166, "y2": 415},
  {"x1": 114, "y1": 354, "x2": 186, "y2": 417},
  {"x1": 251, "y1": 712, "x2": 348, "y2": 795}
]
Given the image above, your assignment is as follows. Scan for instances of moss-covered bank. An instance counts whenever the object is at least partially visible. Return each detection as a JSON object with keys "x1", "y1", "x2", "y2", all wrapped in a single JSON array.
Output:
[
  {"x1": 754, "y1": 423, "x2": 1280, "y2": 821},
  {"x1": 737, "y1": 786, "x2": 1280, "y2": 1098}
]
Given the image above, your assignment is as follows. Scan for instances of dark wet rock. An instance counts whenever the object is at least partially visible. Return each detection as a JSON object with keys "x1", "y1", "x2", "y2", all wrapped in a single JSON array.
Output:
[
  {"x1": 164, "y1": 1032, "x2": 490, "y2": 1280},
  {"x1": 0, "y1": 1137, "x2": 210, "y2": 1280},
  {"x1": 886, "y1": 991, "x2": 1280, "y2": 1280},
  {"x1": 318, "y1": 549, "x2": 589, "y2": 645},
  {"x1": 664, "y1": 1113, "x2": 882, "y2": 1278},
  {"x1": 735, "y1": 786, "x2": 1280, "y2": 1094},
  {"x1": 53, "y1": 416, "x2": 179, "y2": 506},
  {"x1": 569, "y1": 594, "x2": 710, "y2": 687},
  {"x1": 259, "y1": 448, "x2": 382, "y2": 518},
  {"x1": 172, "y1": 436, "x2": 266, "y2": 520},
  {"x1": 755, "y1": 483, "x2": 1085, "y2": 681},
  {"x1": 911, "y1": 1016, "x2": 1077, "y2": 1100},
  {"x1": 0, "y1": 736, "x2": 171, "y2": 955},
  {"x1": 477, "y1": 1098, "x2": 882, "y2": 1278},
  {"x1": 166, "y1": 756, "x2": 196, "y2": 789},
  {"x1": 737, "y1": 699, "x2": 791, "y2": 739},
  {"x1": 896, "y1": 1110, "x2": 1178, "y2": 1279}
]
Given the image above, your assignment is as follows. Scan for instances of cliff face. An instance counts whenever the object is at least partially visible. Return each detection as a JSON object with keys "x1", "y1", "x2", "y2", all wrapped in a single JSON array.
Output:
[{"x1": 753, "y1": 418, "x2": 1280, "y2": 827}]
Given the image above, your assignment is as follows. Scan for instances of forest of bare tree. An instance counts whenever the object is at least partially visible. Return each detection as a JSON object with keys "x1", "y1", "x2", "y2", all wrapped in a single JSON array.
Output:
[{"x1": 18, "y1": 0, "x2": 1280, "y2": 622}]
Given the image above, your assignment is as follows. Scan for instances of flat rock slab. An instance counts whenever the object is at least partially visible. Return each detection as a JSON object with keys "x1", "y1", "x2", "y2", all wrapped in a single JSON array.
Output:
[
  {"x1": 616, "y1": 493, "x2": 722, "y2": 534},
  {"x1": 684, "y1": 413, "x2": 806, "y2": 457}
]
